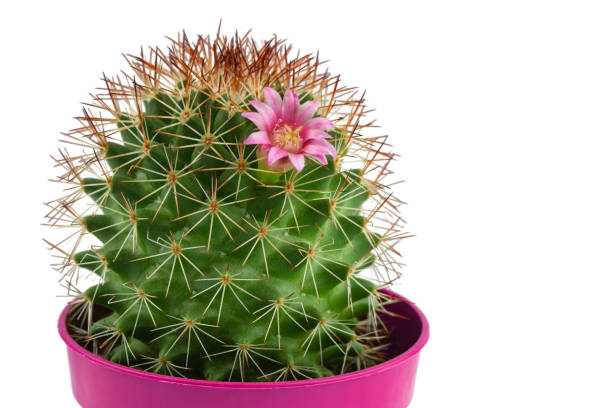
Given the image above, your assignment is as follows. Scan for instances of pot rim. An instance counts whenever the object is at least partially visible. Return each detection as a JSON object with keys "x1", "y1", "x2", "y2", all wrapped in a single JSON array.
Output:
[{"x1": 58, "y1": 289, "x2": 429, "y2": 390}]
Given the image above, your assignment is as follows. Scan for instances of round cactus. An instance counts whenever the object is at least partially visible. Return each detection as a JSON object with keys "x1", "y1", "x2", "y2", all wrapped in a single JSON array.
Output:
[{"x1": 46, "y1": 30, "x2": 407, "y2": 381}]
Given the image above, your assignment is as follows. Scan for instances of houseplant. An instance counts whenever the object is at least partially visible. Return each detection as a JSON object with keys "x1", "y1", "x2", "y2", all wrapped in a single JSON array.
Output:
[{"x1": 46, "y1": 29, "x2": 429, "y2": 407}]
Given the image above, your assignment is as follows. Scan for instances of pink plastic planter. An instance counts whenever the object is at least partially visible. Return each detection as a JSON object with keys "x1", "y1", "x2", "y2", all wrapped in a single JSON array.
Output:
[{"x1": 58, "y1": 290, "x2": 429, "y2": 408}]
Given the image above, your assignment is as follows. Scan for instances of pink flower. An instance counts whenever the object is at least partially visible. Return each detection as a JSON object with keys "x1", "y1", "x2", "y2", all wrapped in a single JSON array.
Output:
[{"x1": 242, "y1": 87, "x2": 336, "y2": 173}]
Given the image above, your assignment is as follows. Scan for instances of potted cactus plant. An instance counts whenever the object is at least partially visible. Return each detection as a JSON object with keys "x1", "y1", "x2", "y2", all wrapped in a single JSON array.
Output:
[{"x1": 46, "y1": 29, "x2": 429, "y2": 408}]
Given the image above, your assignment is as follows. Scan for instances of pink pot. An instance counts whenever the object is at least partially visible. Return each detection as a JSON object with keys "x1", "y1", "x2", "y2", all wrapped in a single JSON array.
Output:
[{"x1": 58, "y1": 290, "x2": 429, "y2": 408}]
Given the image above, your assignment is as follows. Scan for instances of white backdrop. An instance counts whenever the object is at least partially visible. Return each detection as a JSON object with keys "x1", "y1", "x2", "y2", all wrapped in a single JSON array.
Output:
[{"x1": 1, "y1": 1, "x2": 611, "y2": 407}]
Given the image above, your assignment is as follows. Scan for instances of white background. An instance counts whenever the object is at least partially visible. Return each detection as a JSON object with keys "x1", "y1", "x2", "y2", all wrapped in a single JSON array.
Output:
[{"x1": 1, "y1": 1, "x2": 611, "y2": 407}]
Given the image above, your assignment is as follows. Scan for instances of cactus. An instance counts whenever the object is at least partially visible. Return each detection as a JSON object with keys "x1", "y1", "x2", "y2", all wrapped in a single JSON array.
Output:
[{"x1": 46, "y1": 31, "x2": 407, "y2": 381}]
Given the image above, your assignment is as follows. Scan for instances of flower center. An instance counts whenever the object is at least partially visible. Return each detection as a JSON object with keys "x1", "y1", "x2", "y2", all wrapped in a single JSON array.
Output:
[{"x1": 272, "y1": 123, "x2": 303, "y2": 153}]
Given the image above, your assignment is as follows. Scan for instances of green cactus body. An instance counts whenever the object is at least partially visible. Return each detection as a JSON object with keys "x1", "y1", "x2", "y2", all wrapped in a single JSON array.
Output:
[{"x1": 48, "y1": 32, "x2": 405, "y2": 381}]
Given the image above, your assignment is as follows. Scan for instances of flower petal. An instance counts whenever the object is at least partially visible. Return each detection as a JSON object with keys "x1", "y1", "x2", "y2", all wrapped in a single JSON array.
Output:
[
  {"x1": 302, "y1": 138, "x2": 337, "y2": 159},
  {"x1": 242, "y1": 112, "x2": 273, "y2": 133},
  {"x1": 309, "y1": 154, "x2": 328, "y2": 165},
  {"x1": 264, "y1": 87, "x2": 282, "y2": 116},
  {"x1": 281, "y1": 88, "x2": 299, "y2": 122},
  {"x1": 268, "y1": 146, "x2": 289, "y2": 164},
  {"x1": 295, "y1": 100, "x2": 319, "y2": 125},
  {"x1": 250, "y1": 100, "x2": 277, "y2": 131},
  {"x1": 244, "y1": 131, "x2": 271, "y2": 145},
  {"x1": 288, "y1": 153, "x2": 305, "y2": 172},
  {"x1": 302, "y1": 128, "x2": 332, "y2": 140},
  {"x1": 303, "y1": 117, "x2": 334, "y2": 131}
]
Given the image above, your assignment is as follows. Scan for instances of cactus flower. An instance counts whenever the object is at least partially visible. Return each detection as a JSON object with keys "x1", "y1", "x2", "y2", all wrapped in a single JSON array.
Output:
[{"x1": 243, "y1": 87, "x2": 336, "y2": 172}]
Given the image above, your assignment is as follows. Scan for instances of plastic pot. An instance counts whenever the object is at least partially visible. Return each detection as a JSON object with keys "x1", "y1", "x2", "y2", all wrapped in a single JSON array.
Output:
[{"x1": 58, "y1": 290, "x2": 429, "y2": 408}]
